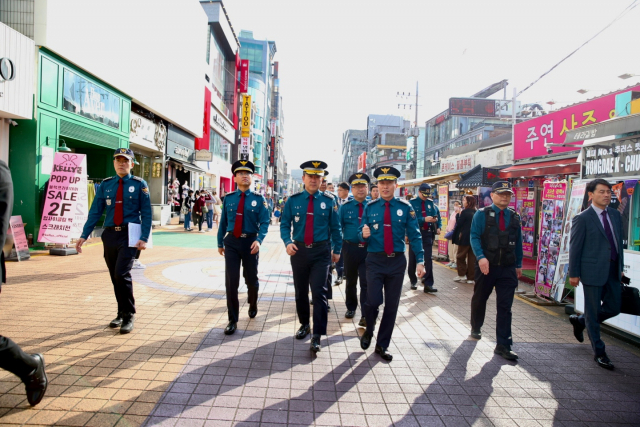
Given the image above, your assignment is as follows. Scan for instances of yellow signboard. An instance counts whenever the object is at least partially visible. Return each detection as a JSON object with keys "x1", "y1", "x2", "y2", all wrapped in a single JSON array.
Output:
[{"x1": 241, "y1": 95, "x2": 252, "y2": 138}]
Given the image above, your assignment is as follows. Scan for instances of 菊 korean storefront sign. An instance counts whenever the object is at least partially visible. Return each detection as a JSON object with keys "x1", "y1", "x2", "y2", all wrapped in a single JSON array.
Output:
[
  {"x1": 581, "y1": 138, "x2": 640, "y2": 179},
  {"x1": 440, "y1": 154, "x2": 474, "y2": 173}
]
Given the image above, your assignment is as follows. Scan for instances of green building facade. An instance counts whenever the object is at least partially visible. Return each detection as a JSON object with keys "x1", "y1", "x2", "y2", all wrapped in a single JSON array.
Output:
[{"x1": 9, "y1": 48, "x2": 131, "y2": 242}]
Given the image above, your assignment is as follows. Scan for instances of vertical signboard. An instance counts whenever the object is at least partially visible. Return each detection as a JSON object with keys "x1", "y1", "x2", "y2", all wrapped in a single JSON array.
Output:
[
  {"x1": 515, "y1": 187, "x2": 536, "y2": 258},
  {"x1": 534, "y1": 181, "x2": 567, "y2": 299},
  {"x1": 269, "y1": 137, "x2": 275, "y2": 166},
  {"x1": 195, "y1": 87, "x2": 211, "y2": 150},
  {"x1": 241, "y1": 95, "x2": 251, "y2": 138},
  {"x1": 8, "y1": 216, "x2": 30, "y2": 260},
  {"x1": 38, "y1": 153, "x2": 88, "y2": 244},
  {"x1": 240, "y1": 60, "x2": 249, "y2": 93},
  {"x1": 437, "y1": 185, "x2": 448, "y2": 256}
]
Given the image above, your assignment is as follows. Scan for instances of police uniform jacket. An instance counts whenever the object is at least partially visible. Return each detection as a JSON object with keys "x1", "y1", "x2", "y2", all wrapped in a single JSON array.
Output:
[
  {"x1": 358, "y1": 197, "x2": 424, "y2": 263},
  {"x1": 81, "y1": 174, "x2": 152, "y2": 242},
  {"x1": 217, "y1": 189, "x2": 270, "y2": 247},
  {"x1": 408, "y1": 197, "x2": 442, "y2": 230},
  {"x1": 338, "y1": 198, "x2": 367, "y2": 243},
  {"x1": 280, "y1": 189, "x2": 342, "y2": 254},
  {"x1": 470, "y1": 204, "x2": 523, "y2": 268}
]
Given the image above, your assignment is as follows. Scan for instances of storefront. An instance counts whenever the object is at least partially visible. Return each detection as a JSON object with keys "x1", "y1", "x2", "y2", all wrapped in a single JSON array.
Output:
[
  {"x1": 197, "y1": 104, "x2": 235, "y2": 194},
  {"x1": 166, "y1": 124, "x2": 206, "y2": 208},
  {"x1": 9, "y1": 49, "x2": 131, "y2": 242}
]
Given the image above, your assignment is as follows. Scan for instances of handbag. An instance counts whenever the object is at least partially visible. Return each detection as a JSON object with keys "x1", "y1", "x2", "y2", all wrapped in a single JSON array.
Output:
[
  {"x1": 621, "y1": 283, "x2": 640, "y2": 316},
  {"x1": 202, "y1": 205, "x2": 209, "y2": 214},
  {"x1": 444, "y1": 230, "x2": 454, "y2": 240}
]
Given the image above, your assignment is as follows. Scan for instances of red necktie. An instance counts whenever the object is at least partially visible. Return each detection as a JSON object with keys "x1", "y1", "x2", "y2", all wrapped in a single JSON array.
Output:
[
  {"x1": 304, "y1": 195, "x2": 314, "y2": 245},
  {"x1": 233, "y1": 192, "x2": 246, "y2": 238},
  {"x1": 114, "y1": 178, "x2": 124, "y2": 226},
  {"x1": 358, "y1": 203, "x2": 364, "y2": 244},
  {"x1": 384, "y1": 202, "x2": 393, "y2": 255},
  {"x1": 421, "y1": 201, "x2": 428, "y2": 230},
  {"x1": 499, "y1": 210, "x2": 506, "y2": 231}
]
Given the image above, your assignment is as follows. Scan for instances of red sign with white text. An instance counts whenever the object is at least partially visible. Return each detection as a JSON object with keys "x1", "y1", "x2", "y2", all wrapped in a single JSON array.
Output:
[
  {"x1": 240, "y1": 60, "x2": 249, "y2": 93},
  {"x1": 195, "y1": 87, "x2": 211, "y2": 151},
  {"x1": 513, "y1": 85, "x2": 640, "y2": 160}
]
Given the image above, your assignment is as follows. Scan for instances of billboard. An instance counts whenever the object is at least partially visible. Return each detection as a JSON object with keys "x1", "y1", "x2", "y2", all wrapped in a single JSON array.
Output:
[
  {"x1": 240, "y1": 60, "x2": 249, "y2": 93},
  {"x1": 241, "y1": 95, "x2": 251, "y2": 138}
]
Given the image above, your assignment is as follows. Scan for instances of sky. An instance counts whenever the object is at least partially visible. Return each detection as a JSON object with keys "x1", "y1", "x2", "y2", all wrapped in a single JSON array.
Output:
[{"x1": 223, "y1": 0, "x2": 640, "y2": 180}]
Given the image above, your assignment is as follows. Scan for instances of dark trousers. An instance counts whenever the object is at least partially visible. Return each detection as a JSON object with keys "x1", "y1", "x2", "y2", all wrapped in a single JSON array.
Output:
[
  {"x1": 343, "y1": 243, "x2": 368, "y2": 317},
  {"x1": 579, "y1": 261, "x2": 622, "y2": 356},
  {"x1": 224, "y1": 234, "x2": 260, "y2": 323},
  {"x1": 456, "y1": 245, "x2": 476, "y2": 280},
  {"x1": 101, "y1": 228, "x2": 137, "y2": 314},
  {"x1": 335, "y1": 253, "x2": 344, "y2": 277},
  {"x1": 408, "y1": 231, "x2": 433, "y2": 286},
  {"x1": 365, "y1": 254, "x2": 406, "y2": 348},
  {"x1": 0, "y1": 336, "x2": 38, "y2": 380},
  {"x1": 291, "y1": 244, "x2": 330, "y2": 335},
  {"x1": 325, "y1": 245, "x2": 333, "y2": 300},
  {"x1": 471, "y1": 263, "x2": 518, "y2": 347},
  {"x1": 196, "y1": 213, "x2": 204, "y2": 231}
]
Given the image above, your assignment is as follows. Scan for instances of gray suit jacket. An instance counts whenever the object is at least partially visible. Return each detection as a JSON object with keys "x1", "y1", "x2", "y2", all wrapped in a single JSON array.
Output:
[{"x1": 569, "y1": 205, "x2": 624, "y2": 286}]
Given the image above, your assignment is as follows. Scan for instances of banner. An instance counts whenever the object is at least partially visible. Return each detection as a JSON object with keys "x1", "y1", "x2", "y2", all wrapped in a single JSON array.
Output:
[
  {"x1": 515, "y1": 187, "x2": 536, "y2": 258},
  {"x1": 8, "y1": 216, "x2": 30, "y2": 260},
  {"x1": 38, "y1": 153, "x2": 87, "y2": 244},
  {"x1": 241, "y1": 95, "x2": 251, "y2": 138},
  {"x1": 240, "y1": 60, "x2": 249, "y2": 93},
  {"x1": 534, "y1": 181, "x2": 567, "y2": 298},
  {"x1": 437, "y1": 185, "x2": 448, "y2": 256}
]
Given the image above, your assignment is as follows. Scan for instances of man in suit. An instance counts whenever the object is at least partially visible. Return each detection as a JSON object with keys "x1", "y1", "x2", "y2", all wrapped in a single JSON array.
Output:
[
  {"x1": 0, "y1": 160, "x2": 48, "y2": 406},
  {"x1": 569, "y1": 178, "x2": 623, "y2": 370}
]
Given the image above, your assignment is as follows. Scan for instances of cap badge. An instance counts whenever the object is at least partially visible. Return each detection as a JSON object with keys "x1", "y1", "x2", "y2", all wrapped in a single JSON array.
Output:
[
  {"x1": 502, "y1": 183, "x2": 508, "y2": 188},
  {"x1": 356, "y1": 174, "x2": 362, "y2": 178},
  {"x1": 312, "y1": 162, "x2": 321, "y2": 168},
  {"x1": 240, "y1": 161, "x2": 247, "y2": 166},
  {"x1": 381, "y1": 168, "x2": 390, "y2": 174}
]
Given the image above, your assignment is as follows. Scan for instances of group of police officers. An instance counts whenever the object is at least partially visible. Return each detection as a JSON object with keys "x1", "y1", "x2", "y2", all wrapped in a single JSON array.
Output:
[{"x1": 74, "y1": 149, "x2": 522, "y2": 365}]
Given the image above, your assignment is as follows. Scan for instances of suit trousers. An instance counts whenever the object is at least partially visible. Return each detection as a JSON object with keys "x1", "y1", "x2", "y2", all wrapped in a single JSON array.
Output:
[
  {"x1": 579, "y1": 260, "x2": 621, "y2": 356},
  {"x1": 365, "y1": 253, "x2": 406, "y2": 348},
  {"x1": 0, "y1": 336, "x2": 38, "y2": 380},
  {"x1": 291, "y1": 244, "x2": 330, "y2": 335},
  {"x1": 408, "y1": 231, "x2": 434, "y2": 286},
  {"x1": 343, "y1": 243, "x2": 368, "y2": 317},
  {"x1": 456, "y1": 245, "x2": 476, "y2": 280},
  {"x1": 471, "y1": 263, "x2": 518, "y2": 347},
  {"x1": 223, "y1": 234, "x2": 260, "y2": 323},
  {"x1": 101, "y1": 229, "x2": 137, "y2": 314}
]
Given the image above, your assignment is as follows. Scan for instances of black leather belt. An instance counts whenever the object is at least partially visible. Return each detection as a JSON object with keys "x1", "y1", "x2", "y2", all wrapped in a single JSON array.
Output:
[
  {"x1": 344, "y1": 240, "x2": 367, "y2": 248},
  {"x1": 227, "y1": 233, "x2": 258, "y2": 239},
  {"x1": 105, "y1": 225, "x2": 128, "y2": 231},
  {"x1": 294, "y1": 240, "x2": 329, "y2": 249},
  {"x1": 370, "y1": 251, "x2": 404, "y2": 258}
]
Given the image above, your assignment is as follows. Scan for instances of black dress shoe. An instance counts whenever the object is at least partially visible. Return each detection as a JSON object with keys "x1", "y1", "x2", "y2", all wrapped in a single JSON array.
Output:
[
  {"x1": 424, "y1": 285, "x2": 438, "y2": 293},
  {"x1": 470, "y1": 329, "x2": 482, "y2": 340},
  {"x1": 120, "y1": 314, "x2": 135, "y2": 334},
  {"x1": 224, "y1": 321, "x2": 237, "y2": 335},
  {"x1": 334, "y1": 276, "x2": 343, "y2": 285},
  {"x1": 594, "y1": 354, "x2": 614, "y2": 370},
  {"x1": 109, "y1": 312, "x2": 123, "y2": 328},
  {"x1": 569, "y1": 315, "x2": 585, "y2": 343},
  {"x1": 375, "y1": 345, "x2": 393, "y2": 361},
  {"x1": 345, "y1": 310, "x2": 355, "y2": 319},
  {"x1": 358, "y1": 317, "x2": 366, "y2": 327},
  {"x1": 360, "y1": 332, "x2": 372, "y2": 350},
  {"x1": 410, "y1": 282, "x2": 418, "y2": 290},
  {"x1": 23, "y1": 354, "x2": 47, "y2": 406},
  {"x1": 494, "y1": 344, "x2": 518, "y2": 360},
  {"x1": 310, "y1": 335, "x2": 321, "y2": 352},
  {"x1": 296, "y1": 324, "x2": 311, "y2": 339},
  {"x1": 248, "y1": 306, "x2": 258, "y2": 319},
  {"x1": 327, "y1": 305, "x2": 331, "y2": 312}
]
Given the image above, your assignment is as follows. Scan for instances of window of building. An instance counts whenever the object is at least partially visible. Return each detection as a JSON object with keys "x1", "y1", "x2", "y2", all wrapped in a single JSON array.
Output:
[
  {"x1": 210, "y1": 35, "x2": 226, "y2": 100},
  {"x1": 210, "y1": 130, "x2": 230, "y2": 163},
  {"x1": 240, "y1": 43, "x2": 264, "y2": 74}
]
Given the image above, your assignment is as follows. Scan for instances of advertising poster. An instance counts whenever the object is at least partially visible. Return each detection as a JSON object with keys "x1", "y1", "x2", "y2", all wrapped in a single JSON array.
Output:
[
  {"x1": 70, "y1": 157, "x2": 88, "y2": 240},
  {"x1": 8, "y1": 216, "x2": 30, "y2": 261},
  {"x1": 38, "y1": 153, "x2": 87, "y2": 244},
  {"x1": 437, "y1": 185, "x2": 448, "y2": 256},
  {"x1": 535, "y1": 181, "x2": 567, "y2": 298},
  {"x1": 515, "y1": 188, "x2": 536, "y2": 258}
]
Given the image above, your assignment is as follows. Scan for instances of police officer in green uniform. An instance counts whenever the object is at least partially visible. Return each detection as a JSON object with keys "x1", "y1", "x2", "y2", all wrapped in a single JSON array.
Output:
[
  {"x1": 280, "y1": 161, "x2": 342, "y2": 353},
  {"x1": 359, "y1": 166, "x2": 424, "y2": 361},
  {"x1": 218, "y1": 160, "x2": 270, "y2": 335},
  {"x1": 76, "y1": 148, "x2": 152, "y2": 334},
  {"x1": 408, "y1": 183, "x2": 441, "y2": 292},
  {"x1": 470, "y1": 181, "x2": 522, "y2": 360},
  {"x1": 338, "y1": 173, "x2": 370, "y2": 326}
]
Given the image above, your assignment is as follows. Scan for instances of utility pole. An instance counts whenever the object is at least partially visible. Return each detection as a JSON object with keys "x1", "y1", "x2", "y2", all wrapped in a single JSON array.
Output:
[{"x1": 397, "y1": 81, "x2": 421, "y2": 183}]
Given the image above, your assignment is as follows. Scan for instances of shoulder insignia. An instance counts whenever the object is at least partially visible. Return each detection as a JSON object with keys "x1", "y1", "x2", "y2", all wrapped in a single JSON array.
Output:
[
  {"x1": 291, "y1": 192, "x2": 303, "y2": 198},
  {"x1": 367, "y1": 198, "x2": 380, "y2": 205},
  {"x1": 263, "y1": 200, "x2": 269, "y2": 208},
  {"x1": 253, "y1": 191, "x2": 262, "y2": 197},
  {"x1": 324, "y1": 191, "x2": 335, "y2": 199},
  {"x1": 142, "y1": 187, "x2": 149, "y2": 194},
  {"x1": 410, "y1": 210, "x2": 416, "y2": 218},
  {"x1": 333, "y1": 204, "x2": 338, "y2": 212},
  {"x1": 103, "y1": 176, "x2": 115, "y2": 181},
  {"x1": 132, "y1": 176, "x2": 143, "y2": 182}
]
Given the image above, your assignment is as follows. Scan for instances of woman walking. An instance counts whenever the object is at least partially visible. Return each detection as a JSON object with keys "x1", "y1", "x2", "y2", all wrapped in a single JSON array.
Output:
[
  {"x1": 445, "y1": 201, "x2": 461, "y2": 268},
  {"x1": 183, "y1": 190, "x2": 194, "y2": 231},
  {"x1": 194, "y1": 192, "x2": 206, "y2": 233},
  {"x1": 452, "y1": 195, "x2": 477, "y2": 283}
]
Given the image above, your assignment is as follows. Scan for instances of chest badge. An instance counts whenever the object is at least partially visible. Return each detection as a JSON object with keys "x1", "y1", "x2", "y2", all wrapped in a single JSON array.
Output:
[
  {"x1": 129, "y1": 186, "x2": 135, "y2": 193},
  {"x1": 320, "y1": 202, "x2": 326, "y2": 210},
  {"x1": 251, "y1": 200, "x2": 257, "y2": 207},
  {"x1": 397, "y1": 209, "x2": 403, "y2": 216},
  {"x1": 373, "y1": 224, "x2": 379, "y2": 230},
  {"x1": 295, "y1": 215, "x2": 300, "y2": 222},
  {"x1": 106, "y1": 199, "x2": 112, "y2": 206}
]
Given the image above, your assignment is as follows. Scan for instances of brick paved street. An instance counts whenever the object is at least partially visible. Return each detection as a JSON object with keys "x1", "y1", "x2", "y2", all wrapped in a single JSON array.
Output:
[{"x1": 1, "y1": 224, "x2": 640, "y2": 427}]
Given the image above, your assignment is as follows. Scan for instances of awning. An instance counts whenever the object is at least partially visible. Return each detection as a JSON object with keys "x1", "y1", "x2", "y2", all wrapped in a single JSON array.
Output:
[
  {"x1": 564, "y1": 113, "x2": 640, "y2": 143},
  {"x1": 458, "y1": 166, "x2": 503, "y2": 188},
  {"x1": 499, "y1": 157, "x2": 580, "y2": 179},
  {"x1": 169, "y1": 158, "x2": 207, "y2": 174},
  {"x1": 397, "y1": 171, "x2": 461, "y2": 188}
]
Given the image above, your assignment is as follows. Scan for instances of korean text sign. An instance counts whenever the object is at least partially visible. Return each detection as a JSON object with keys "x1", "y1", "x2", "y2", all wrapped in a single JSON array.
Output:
[
  {"x1": 437, "y1": 185, "x2": 448, "y2": 255},
  {"x1": 241, "y1": 95, "x2": 251, "y2": 138},
  {"x1": 38, "y1": 153, "x2": 88, "y2": 244},
  {"x1": 515, "y1": 188, "x2": 536, "y2": 258},
  {"x1": 581, "y1": 138, "x2": 640, "y2": 179},
  {"x1": 513, "y1": 85, "x2": 640, "y2": 160}
]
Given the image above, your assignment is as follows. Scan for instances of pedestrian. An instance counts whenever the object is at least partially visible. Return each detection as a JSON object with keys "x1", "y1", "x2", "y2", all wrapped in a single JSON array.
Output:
[
  {"x1": 183, "y1": 190, "x2": 194, "y2": 231},
  {"x1": 0, "y1": 160, "x2": 48, "y2": 406},
  {"x1": 273, "y1": 207, "x2": 281, "y2": 223},
  {"x1": 280, "y1": 160, "x2": 342, "y2": 353},
  {"x1": 333, "y1": 182, "x2": 352, "y2": 285},
  {"x1": 76, "y1": 148, "x2": 152, "y2": 334},
  {"x1": 370, "y1": 184, "x2": 379, "y2": 201},
  {"x1": 320, "y1": 171, "x2": 335, "y2": 307},
  {"x1": 218, "y1": 161, "x2": 270, "y2": 335},
  {"x1": 204, "y1": 190, "x2": 215, "y2": 231},
  {"x1": 338, "y1": 173, "x2": 370, "y2": 327},
  {"x1": 359, "y1": 166, "x2": 424, "y2": 361},
  {"x1": 408, "y1": 183, "x2": 441, "y2": 292},
  {"x1": 212, "y1": 190, "x2": 222, "y2": 226},
  {"x1": 453, "y1": 195, "x2": 476, "y2": 283},
  {"x1": 469, "y1": 181, "x2": 522, "y2": 360},
  {"x1": 446, "y1": 201, "x2": 461, "y2": 268},
  {"x1": 326, "y1": 182, "x2": 335, "y2": 194},
  {"x1": 193, "y1": 191, "x2": 206, "y2": 233},
  {"x1": 568, "y1": 178, "x2": 623, "y2": 370}
]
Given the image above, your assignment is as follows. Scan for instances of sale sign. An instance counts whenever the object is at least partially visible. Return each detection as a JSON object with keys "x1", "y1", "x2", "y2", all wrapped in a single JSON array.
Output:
[
  {"x1": 515, "y1": 188, "x2": 536, "y2": 258},
  {"x1": 8, "y1": 216, "x2": 30, "y2": 260},
  {"x1": 437, "y1": 185, "x2": 448, "y2": 256},
  {"x1": 38, "y1": 153, "x2": 88, "y2": 244}
]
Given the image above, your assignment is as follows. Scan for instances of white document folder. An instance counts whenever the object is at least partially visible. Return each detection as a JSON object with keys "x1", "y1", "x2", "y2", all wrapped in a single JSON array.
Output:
[{"x1": 128, "y1": 223, "x2": 153, "y2": 248}]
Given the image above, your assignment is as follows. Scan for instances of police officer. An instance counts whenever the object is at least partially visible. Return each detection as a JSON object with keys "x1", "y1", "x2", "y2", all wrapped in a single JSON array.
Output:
[
  {"x1": 359, "y1": 167, "x2": 424, "y2": 361},
  {"x1": 408, "y1": 183, "x2": 441, "y2": 292},
  {"x1": 218, "y1": 160, "x2": 270, "y2": 335},
  {"x1": 281, "y1": 161, "x2": 342, "y2": 353},
  {"x1": 469, "y1": 181, "x2": 522, "y2": 361},
  {"x1": 322, "y1": 170, "x2": 335, "y2": 306},
  {"x1": 76, "y1": 148, "x2": 152, "y2": 334},
  {"x1": 338, "y1": 173, "x2": 370, "y2": 327}
]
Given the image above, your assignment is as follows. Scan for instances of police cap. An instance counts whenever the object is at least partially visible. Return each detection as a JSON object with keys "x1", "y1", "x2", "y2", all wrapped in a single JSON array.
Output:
[
  {"x1": 418, "y1": 183, "x2": 432, "y2": 196},
  {"x1": 300, "y1": 160, "x2": 328, "y2": 176},
  {"x1": 232, "y1": 160, "x2": 255, "y2": 175},
  {"x1": 491, "y1": 181, "x2": 514, "y2": 194},
  {"x1": 348, "y1": 173, "x2": 370, "y2": 186},
  {"x1": 373, "y1": 166, "x2": 401, "y2": 181},
  {"x1": 113, "y1": 148, "x2": 135, "y2": 161}
]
